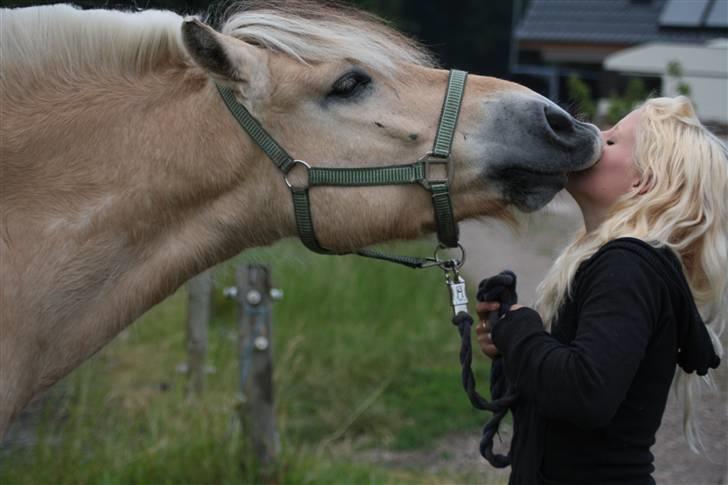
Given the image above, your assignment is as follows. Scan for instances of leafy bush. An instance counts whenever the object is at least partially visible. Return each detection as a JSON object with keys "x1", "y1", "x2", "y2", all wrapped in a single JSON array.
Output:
[
  {"x1": 667, "y1": 60, "x2": 692, "y2": 97},
  {"x1": 567, "y1": 75, "x2": 596, "y2": 121},
  {"x1": 606, "y1": 78, "x2": 647, "y2": 125}
]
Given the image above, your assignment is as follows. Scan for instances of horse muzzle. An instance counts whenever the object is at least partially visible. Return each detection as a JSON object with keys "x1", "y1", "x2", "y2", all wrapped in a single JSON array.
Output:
[{"x1": 473, "y1": 93, "x2": 602, "y2": 211}]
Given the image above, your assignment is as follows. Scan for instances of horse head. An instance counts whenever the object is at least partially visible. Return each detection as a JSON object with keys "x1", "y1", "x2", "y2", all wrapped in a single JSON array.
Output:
[{"x1": 181, "y1": 7, "x2": 601, "y2": 252}]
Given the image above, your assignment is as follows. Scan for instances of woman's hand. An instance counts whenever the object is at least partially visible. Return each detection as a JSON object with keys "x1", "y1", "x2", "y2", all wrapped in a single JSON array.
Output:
[
  {"x1": 475, "y1": 302, "x2": 524, "y2": 359},
  {"x1": 475, "y1": 301, "x2": 500, "y2": 359}
]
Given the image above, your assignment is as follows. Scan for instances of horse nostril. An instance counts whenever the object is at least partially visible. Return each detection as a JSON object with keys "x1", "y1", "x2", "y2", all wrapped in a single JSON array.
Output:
[{"x1": 544, "y1": 105, "x2": 574, "y2": 135}]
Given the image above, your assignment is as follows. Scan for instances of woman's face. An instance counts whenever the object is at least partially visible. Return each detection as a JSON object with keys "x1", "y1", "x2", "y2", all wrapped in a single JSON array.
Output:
[{"x1": 566, "y1": 108, "x2": 643, "y2": 211}]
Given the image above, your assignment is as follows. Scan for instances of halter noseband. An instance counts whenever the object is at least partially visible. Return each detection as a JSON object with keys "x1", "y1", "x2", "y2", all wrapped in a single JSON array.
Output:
[{"x1": 216, "y1": 69, "x2": 468, "y2": 268}]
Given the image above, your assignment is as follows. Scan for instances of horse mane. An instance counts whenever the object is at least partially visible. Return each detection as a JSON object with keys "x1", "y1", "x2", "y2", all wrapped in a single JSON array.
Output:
[
  {"x1": 0, "y1": 1, "x2": 435, "y2": 85},
  {"x1": 220, "y1": 1, "x2": 436, "y2": 73},
  {"x1": 0, "y1": 4, "x2": 186, "y2": 81}
]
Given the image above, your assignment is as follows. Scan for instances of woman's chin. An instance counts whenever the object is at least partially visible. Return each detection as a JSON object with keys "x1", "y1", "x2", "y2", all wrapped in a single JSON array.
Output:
[{"x1": 564, "y1": 177, "x2": 584, "y2": 200}]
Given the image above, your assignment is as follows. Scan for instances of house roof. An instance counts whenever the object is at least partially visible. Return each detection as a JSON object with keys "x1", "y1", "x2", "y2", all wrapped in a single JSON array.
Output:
[{"x1": 516, "y1": 0, "x2": 728, "y2": 46}]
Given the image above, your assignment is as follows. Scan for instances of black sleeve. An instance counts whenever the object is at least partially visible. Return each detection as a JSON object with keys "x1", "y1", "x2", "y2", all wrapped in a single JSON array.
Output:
[{"x1": 491, "y1": 248, "x2": 664, "y2": 429}]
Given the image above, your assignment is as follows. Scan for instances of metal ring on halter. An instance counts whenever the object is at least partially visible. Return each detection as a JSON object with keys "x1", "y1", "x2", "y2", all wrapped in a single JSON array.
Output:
[
  {"x1": 434, "y1": 243, "x2": 466, "y2": 271},
  {"x1": 284, "y1": 160, "x2": 312, "y2": 190}
]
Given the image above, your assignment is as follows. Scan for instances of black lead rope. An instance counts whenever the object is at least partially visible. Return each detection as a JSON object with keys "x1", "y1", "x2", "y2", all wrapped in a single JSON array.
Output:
[{"x1": 451, "y1": 270, "x2": 519, "y2": 468}]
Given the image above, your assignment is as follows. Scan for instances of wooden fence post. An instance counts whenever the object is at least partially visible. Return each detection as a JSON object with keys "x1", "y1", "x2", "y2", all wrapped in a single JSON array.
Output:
[
  {"x1": 235, "y1": 264, "x2": 280, "y2": 473},
  {"x1": 185, "y1": 269, "x2": 212, "y2": 396}
]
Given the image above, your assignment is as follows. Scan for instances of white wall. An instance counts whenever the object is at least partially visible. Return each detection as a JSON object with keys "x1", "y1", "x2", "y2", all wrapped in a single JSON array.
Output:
[{"x1": 663, "y1": 75, "x2": 728, "y2": 123}]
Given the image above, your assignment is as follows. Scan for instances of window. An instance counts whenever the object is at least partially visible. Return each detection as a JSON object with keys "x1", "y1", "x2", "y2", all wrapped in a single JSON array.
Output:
[{"x1": 659, "y1": 0, "x2": 711, "y2": 27}]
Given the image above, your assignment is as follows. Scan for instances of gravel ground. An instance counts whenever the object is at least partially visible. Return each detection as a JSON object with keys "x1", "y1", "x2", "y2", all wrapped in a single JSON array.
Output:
[{"x1": 359, "y1": 430, "x2": 510, "y2": 484}]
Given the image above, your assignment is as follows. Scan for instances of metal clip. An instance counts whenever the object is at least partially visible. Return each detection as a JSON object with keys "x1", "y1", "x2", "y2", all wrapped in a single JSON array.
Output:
[{"x1": 445, "y1": 268, "x2": 469, "y2": 317}]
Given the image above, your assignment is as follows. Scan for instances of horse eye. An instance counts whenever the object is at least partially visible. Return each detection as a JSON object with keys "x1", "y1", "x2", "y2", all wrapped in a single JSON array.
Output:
[{"x1": 329, "y1": 71, "x2": 372, "y2": 99}]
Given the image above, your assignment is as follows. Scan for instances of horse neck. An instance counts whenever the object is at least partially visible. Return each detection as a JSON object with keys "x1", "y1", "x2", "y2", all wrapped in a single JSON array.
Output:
[
  {"x1": 113, "y1": 72, "x2": 292, "y2": 273},
  {"x1": 1, "y1": 66, "x2": 294, "y2": 385}
]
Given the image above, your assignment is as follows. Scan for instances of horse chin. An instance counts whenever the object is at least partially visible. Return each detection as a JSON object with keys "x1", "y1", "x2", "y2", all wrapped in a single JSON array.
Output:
[
  {"x1": 511, "y1": 187, "x2": 562, "y2": 212},
  {"x1": 492, "y1": 169, "x2": 567, "y2": 213}
]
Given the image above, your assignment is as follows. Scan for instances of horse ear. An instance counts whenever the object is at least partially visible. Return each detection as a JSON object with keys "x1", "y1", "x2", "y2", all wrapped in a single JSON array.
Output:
[{"x1": 181, "y1": 18, "x2": 266, "y2": 88}]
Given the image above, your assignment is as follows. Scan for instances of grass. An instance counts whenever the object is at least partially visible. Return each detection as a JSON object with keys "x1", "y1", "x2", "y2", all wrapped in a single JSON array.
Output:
[{"x1": 0, "y1": 239, "x2": 497, "y2": 484}]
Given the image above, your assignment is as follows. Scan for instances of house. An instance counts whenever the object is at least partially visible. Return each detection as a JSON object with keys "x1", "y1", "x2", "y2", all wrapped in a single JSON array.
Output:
[
  {"x1": 604, "y1": 39, "x2": 727, "y2": 123},
  {"x1": 512, "y1": 0, "x2": 728, "y2": 120}
]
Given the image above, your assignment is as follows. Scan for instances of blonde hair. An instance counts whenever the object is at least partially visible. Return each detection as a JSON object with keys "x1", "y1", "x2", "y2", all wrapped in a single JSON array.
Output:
[{"x1": 535, "y1": 96, "x2": 728, "y2": 451}]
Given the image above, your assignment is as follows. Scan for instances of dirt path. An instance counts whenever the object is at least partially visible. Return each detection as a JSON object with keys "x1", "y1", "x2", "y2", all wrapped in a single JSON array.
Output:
[{"x1": 359, "y1": 430, "x2": 509, "y2": 484}]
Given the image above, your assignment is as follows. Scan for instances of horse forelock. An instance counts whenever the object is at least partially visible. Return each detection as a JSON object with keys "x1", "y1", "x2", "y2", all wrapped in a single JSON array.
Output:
[{"x1": 219, "y1": 1, "x2": 437, "y2": 75}]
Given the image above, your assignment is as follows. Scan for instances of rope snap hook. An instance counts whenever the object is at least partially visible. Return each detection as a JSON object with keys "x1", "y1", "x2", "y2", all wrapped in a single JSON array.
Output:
[{"x1": 435, "y1": 243, "x2": 469, "y2": 316}]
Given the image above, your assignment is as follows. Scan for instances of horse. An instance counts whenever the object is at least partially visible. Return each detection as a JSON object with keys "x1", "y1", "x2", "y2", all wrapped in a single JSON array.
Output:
[{"x1": 0, "y1": 1, "x2": 602, "y2": 435}]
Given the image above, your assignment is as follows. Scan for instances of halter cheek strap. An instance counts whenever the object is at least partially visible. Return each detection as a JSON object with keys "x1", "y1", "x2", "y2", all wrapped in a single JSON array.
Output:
[{"x1": 216, "y1": 69, "x2": 468, "y2": 268}]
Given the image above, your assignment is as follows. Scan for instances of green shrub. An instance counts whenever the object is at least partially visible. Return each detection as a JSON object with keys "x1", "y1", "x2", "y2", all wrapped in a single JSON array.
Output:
[
  {"x1": 567, "y1": 74, "x2": 596, "y2": 121},
  {"x1": 606, "y1": 78, "x2": 647, "y2": 125}
]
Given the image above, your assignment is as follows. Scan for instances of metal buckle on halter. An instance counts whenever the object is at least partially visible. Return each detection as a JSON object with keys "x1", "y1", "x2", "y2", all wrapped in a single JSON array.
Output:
[
  {"x1": 284, "y1": 160, "x2": 312, "y2": 190},
  {"x1": 418, "y1": 152, "x2": 453, "y2": 190}
]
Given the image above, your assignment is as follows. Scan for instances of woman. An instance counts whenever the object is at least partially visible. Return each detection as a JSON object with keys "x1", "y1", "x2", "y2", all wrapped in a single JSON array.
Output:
[{"x1": 476, "y1": 97, "x2": 726, "y2": 485}]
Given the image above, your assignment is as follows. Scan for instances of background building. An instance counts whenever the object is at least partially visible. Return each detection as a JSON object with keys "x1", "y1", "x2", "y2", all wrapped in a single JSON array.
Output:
[
  {"x1": 513, "y1": 0, "x2": 728, "y2": 123},
  {"x1": 605, "y1": 39, "x2": 728, "y2": 123}
]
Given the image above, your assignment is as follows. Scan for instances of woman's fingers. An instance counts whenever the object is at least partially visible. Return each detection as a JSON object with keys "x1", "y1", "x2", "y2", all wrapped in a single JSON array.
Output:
[
  {"x1": 476, "y1": 325, "x2": 499, "y2": 358},
  {"x1": 482, "y1": 343, "x2": 499, "y2": 358},
  {"x1": 475, "y1": 301, "x2": 505, "y2": 358},
  {"x1": 474, "y1": 300, "x2": 525, "y2": 359},
  {"x1": 476, "y1": 301, "x2": 500, "y2": 321}
]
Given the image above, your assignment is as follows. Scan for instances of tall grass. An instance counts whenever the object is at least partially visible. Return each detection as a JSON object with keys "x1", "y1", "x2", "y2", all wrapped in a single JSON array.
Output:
[{"x1": 0, "y1": 240, "x2": 495, "y2": 484}]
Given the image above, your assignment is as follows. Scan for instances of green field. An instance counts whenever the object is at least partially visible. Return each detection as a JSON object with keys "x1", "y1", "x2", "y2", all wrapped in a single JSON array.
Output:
[{"x1": 0, "y1": 240, "x2": 500, "y2": 484}]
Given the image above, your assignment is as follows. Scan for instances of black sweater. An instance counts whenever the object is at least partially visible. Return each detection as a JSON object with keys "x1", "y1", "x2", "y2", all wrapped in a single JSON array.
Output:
[{"x1": 491, "y1": 238, "x2": 720, "y2": 485}]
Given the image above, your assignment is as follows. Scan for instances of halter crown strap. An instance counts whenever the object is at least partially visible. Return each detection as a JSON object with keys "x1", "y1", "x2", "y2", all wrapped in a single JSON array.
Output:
[
  {"x1": 433, "y1": 69, "x2": 467, "y2": 158},
  {"x1": 215, "y1": 69, "x2": 468, "y2": 266}
]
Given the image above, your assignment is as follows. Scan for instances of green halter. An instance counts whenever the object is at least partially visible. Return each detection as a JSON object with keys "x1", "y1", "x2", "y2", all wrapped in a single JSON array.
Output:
[{"x1": 216, "y1": 69, "x2": 468, "y2": 268}]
